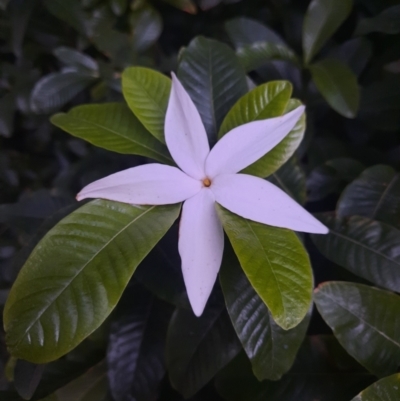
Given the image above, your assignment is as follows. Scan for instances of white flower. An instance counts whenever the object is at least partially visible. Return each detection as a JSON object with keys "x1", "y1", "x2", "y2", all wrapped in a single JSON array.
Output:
[{"x1": 77, "y1": 73, "x2": 328, "y2": 316}]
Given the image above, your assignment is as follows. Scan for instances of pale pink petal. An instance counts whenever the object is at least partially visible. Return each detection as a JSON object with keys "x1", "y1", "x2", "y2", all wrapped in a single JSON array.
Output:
[
  {"x1": 205, "y1": 106, "x2": 305, "y2": 177},
  {"x1": 77, "y1": 164, "x2": 202, "y2": 205},
  {"x1": 165, "y1": 73, "x2": 210, "y2": 180},
  {"x1": 179, "y1": 189, "x2": 224, "y2": 316},
  {"x1": 211, "y1": 174, "x2": 328, "y2": 234}
]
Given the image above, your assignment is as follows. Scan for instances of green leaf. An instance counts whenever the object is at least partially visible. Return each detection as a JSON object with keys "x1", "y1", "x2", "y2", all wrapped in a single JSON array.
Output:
[
  {"x1": 166, "y1": 300, "x2": 241, "y2": 398},
  {"x1": 236, "y1": 42, "x2": 300, "y2": 72},
  {"x1": 309, "y1": 58, "x2": 359, "y2": 118},
  {"x1": 160, "y1": 0, "x2": 197, "y2": 14},
  {"x1": 122, "y1": 67, "x2": 171, "y2": 144},
  {"x1": 337, "y1": 165, "x2": 400, "y2": 228},
  {"x1": 217, "y1": 206, "x2": 313, "y2": 330},
  {"x1": 53, "y1": 47, "x2": 98, "y2": 73},
  {"x1": 311, "y1": 214, "x2": 400, "y2": 293},
  {"x1": 14, "y1": 360, "x2": 44, "y2": 400},
  {"x1": 355, "y1": 5, "x2": 400, "y2": 35},
  {"x1": 30, "y1": 72, "x2": 96, "y2": 115},
  {"x1": 351, "y1": 374, "x2": 400, "y2": 401},
  {"x1": 51, "y1": 103, "x2": 172, "y2": 164},
  {"x1": 314, "y1": 282, "x2": 400, "y2": 377},
  {"x1": 3, "y1": 200, "x2": 180, "y2": 363},
  {"x1": 220, "y1": 246, "x2": 311, "y2": 381},
  {"x1": 268, "y1": 157, "x2": 307, "y2": 205},
  {"x1": 225, "y1": 17, "x2": 285, "y2": 47},
  {"x1": 219, "y1": 83, "x2": 305, "y2": 178},
  {"x1": 178, "y1": 36, "x2": 248, "y2": 144},
  {"x1": 303, "y1": 0, "x2": 353, "y2": 63}
]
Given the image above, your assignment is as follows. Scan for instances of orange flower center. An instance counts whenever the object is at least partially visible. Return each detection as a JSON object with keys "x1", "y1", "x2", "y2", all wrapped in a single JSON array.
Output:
[{"x1": 203, "y1": 178, "x2": 212, "y2": 187}]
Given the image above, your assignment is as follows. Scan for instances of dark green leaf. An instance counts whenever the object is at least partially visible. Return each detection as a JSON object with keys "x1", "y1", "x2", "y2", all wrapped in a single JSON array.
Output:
[
  {"x1": 225, "y1": 17, "x2": 285, "y2": 47},
  {"x1": 122, "y1": 67, "x2": 171, "y2": 144},
  {"x1": 314, "y1": 282, "x2": 400, "y2": 377},
  {"x1": 309, "y1": 58, "x2": 360, "y2": 118},
  {"x1": 337, "y1": 165, "x2": 400, "y2": 227},
  {"x1": 53, "y1": 47, "x2": 98, "y2": 73},
  {"x1": 303, "y1": 0, "x2": 353, "y2": 63},
  {"x1": 236, "y1": 42, "x2": 300, "y2": 72},
  {"x1": 312, "y1": 214, "x2": 400, "y2": 292},
  {"x1": 4, "y1": 200, "x2": 180, "y2": 363},
  {"x1": 356, "y1": 5, "x2": 400, "y2": 35},
  {"x1": 108, "y1": 285, "x2": 172, "y2": 401},
  {"x1": 217, "y1": 206, "x2": 313, "y2": 330},
  {"x1": 51, "y1": 103, "x2": 172, "y2": 164},
  {"x1": 178, "y1": 36, "x2": 248, "y2": 144},
  {"x1": 14, "y1": 360, "x2": 44, "y2": 400},
  {"x1": 351, "y1": 374, "x2": 400, "y2": 401},
  {"x1": 166, "y1": 300, "x2": 241, "y2": 398},
  {"x1": 220, "y1": 246, "x2": 310, "y2": 381},
  {"x1": 30, "y1": 72, "x2": 96, "y2": 115}
]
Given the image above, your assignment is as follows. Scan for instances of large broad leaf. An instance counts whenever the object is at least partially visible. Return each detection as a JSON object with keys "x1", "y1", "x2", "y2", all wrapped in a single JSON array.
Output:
[
  {"x1": 219, "y1": 82, "x2": 305, "y2": 178},
  {"x1": 312, "y1": 213, "x2": 400, "y2": 292},
  {"x1": 337, "y1": 165, "x2": 400, "y2": 228},
  {"x1": 178, "y1": 36, "x2": 248, "y2": 144},
  {"x1": 225, "y1": 17, "x2": 285, "y2": 47},
  {"x1": 355, "y1": 5, "x2": 400, "y2": 35},
  {"x1": 122, "y1": 67, "x2": 171, "y2": 144},
  {"x1": 268, "y1": 157, "x2": 307, "y2": 205},
  {"x1": 51, "y1": 103, "x2": 172, "y2": 164},
  {"x1": 108, "y1": 285, "x2": 172, "y2": 401},
  {"x1": 3, "y1": 200, "x2": 180, "y2": 363},
  {"x1": 166, "y1": 298, "x2": 241, "y2": 398},
  {"x1": 236, "y1": 42, "x2": 300, "y2": 72},
  {"x1": 314, "y1": 282, "x2": 400, "y2": 377},
  {"x1": 215, "y1": 336, "x2": 374, "y2": 401},
  {"x1": 217, "y1": 206, "x2": 313, "y2": 330},
  {"x1": 220, "y1": 245, "x2": 310, "y2": 381},
  {"x1": 351, "y1": 374, "x2": 400, "y2": 401},
  {"x1": 302, "y1": 0, "x2": 353, "y2": 63},
  {"x1": 30, "y1": 72, "x2": 96, "y2": 115},
  {"x1": 309, "y1": 59, "x2": 359, "y2": 118}
]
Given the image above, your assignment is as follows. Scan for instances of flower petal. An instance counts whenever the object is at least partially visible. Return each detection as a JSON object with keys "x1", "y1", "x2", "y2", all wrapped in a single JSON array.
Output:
[
  {"x1": 77, "y1": 164, "x2": 202, "y2": 205},
  {"x1": 212, "y1": 174, "x2": 328, "y2": 234},
  {"x1": 165, "y1": 73, "x2": 210, "y2": 179},
  {"x1": 205, "y1": 106, "x2": 305, "y2": 177},
  {"x1": 179, "y1": 189, "x2": 224, "y2": 316}
]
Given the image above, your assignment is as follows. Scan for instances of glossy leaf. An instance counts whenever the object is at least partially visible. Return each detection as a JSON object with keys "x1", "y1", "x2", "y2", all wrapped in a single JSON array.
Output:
[
  {"x1": 30, "y1": 72, "x2": 96, "y2": 115},
  {"x1": 268, "y1": 157, "x2": 307, "y2": 205},
  {"x1": 351, "y1": 374, "x2": 400, "y2": 401},
  {"x1": 166, "y1": 300, "x2": 241, "y2": 398},
  {"x1": 178, "y1": 36, "x2": 248, "y2": 144},
  {"x1": 217, "y1": 206, "x2": 313, "y2": 330},
  {"x1": 3, "y1": 200, "x2": 180, "y2": 363},
  {"x1": 220, "y1": 246, "x2": 310, "y2": 381},
  {"x1": 312, "y1": 214, "x2": 400, "y2": 292},
  {"x1": 314, "y1": 282, "x2": 400, "y2": 377},
  {"x1": 303, "y1": 0, "x2": 353, "y2": 63},
  {"x1": 53, "y1": 47, "x2": 98, "y2": 72},
  {"x1": 236, "y1": 42, "x2": 300, "y2": 72},
  {"x1": 51, "y1": 103, "x2": 172, "y2": 164},
  {"x1": 355, "y1": 5, "x2": 400, "y2": 35},
  {"x1": 225, "y1": 17, "x2": 285, "y2": 47},
  {"x1": 108, "y1": 285, "x2": 172, "y2": 401},
  {"x1": 310, "y1": 59, "x2": 359, "y2": 118},
  {"x1": 219, "y1": 83, "x2": 305, "y2": 178},
  {"x1": 122, "y1": 67, "x2": 171, "y2": 144},
  {"x1": 337, "y1": 165, "x2": 400, "y2": 228}
]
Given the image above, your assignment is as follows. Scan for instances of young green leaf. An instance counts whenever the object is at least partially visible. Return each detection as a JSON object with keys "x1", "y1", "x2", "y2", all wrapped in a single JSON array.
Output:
[
  {"x1": 312, "y1": 213, "x2": 400, "y2": 292},
  {"x1": 122, "y1": 67, "x2": 171, "y2": 144},
  {"x1": 220, "y1": 246, "x2": 310, "y2": 381},
  {"x1": 351, "y1": 374, "x2": 400, "y2": 401},
  {"x1": 314, "y1": 282, "x2": 400, "y2": 377},
  {"x1": 217, "y1": 206, "x2": 313, "y2": 330},
  {"x1": 303, "y1": 0, "x2": 353, "y2": 63},
  {"x1": 3, "y1": 200, "x2": 180, "y2": 363},
  {"x1": 178, "y1": 36, "x2": 248, "y2": 144},
  {"x1": 309, "y1": 58, "x2": 359, "y2": 118},
  {"x1": 51, "y1": 103, "x2": 172, "y2": 164}
]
